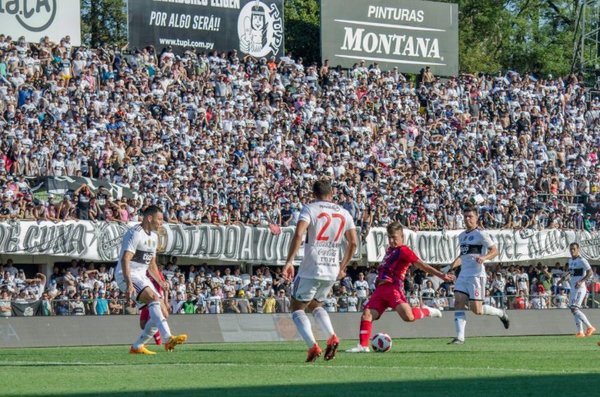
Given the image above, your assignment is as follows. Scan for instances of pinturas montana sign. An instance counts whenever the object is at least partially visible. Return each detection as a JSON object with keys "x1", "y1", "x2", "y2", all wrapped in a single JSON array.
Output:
[{"x1": 321, "y1": 0, "x2": 458, "y2": 75}]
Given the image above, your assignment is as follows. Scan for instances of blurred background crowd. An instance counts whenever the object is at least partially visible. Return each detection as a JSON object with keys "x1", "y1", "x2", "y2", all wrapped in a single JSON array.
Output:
[
  {"x1": 0, "y1": 34, "x2": 598, "y2": 234},
  {"x1": 0, "y1": 34, "x2": 599, "y2": 312}
]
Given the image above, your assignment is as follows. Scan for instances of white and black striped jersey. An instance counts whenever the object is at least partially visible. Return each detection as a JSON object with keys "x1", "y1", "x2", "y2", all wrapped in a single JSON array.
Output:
[
  {"x1": 458, "y1": 228, "x2": 496, "y2": 278},
  {"x1": 115, "y1": 224, "x2": 159, "y2": 279},
  {"x1": 568, "y1": 256, "x2": 591, "y2": 286}
]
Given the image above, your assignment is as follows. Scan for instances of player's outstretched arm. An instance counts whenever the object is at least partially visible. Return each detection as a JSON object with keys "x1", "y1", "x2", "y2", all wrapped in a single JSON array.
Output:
[
  {"x1": 414, "y1": 259, "x2": 455, "y2": 283},
  {"x1": 282, "y1": 220, "x2": 309, "y2": 281}
]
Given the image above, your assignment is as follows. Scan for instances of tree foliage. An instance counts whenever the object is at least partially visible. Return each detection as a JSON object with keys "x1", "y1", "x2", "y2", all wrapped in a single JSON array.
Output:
[
  {"x1": 81, "y1": 0, "x2": 127, "y2": 48},
  {"x1": 284, "y1": 0, "x2": 321, "y2": 65}
]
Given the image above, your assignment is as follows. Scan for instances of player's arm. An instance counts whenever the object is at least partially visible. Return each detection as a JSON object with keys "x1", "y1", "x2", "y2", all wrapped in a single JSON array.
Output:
[
  {"x1": 576, "y1": 265, "x2": 593, "y2": 289},
  {"x1": 338, "y1": 228, "x2": 358, "y2": 279},
  {"x1": 413, "y1": 259, "x2": 455, "y2": 283},
  {"x1": 121, "y1": 251, "x2": 135, "y2": 298},
  {"x1": 282, "y1": 220, "x2": 309, "y2": 281},
  {"x1": 477, "y1": 245, "x2": 498, "y2": 264}
]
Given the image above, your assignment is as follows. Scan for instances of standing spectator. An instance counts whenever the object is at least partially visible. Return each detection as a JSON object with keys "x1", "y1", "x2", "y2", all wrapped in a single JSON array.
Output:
[{"x1": 93, "y1": 290, "x2": 109, "y2": 315}]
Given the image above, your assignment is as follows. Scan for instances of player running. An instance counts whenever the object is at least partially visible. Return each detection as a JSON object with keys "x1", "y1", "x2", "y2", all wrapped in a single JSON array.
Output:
[
  {"x1": 446, "y1": 205, "x2": 510, "y2": 345},
  {"x1": 115, "y1": 205, "x2": 187, "y2": 354},
  {"x1": 346, "y1": 222, "x2": 455, "y2": 353},
  {"x1": 562, "y1": 242, "x2": 596, "y2": 337},
  {"x1": 283, "y1": 179, "x2": 358, "y2": 362}
]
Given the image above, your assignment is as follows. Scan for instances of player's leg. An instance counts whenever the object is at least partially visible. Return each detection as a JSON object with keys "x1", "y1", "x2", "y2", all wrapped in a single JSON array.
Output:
[
  {"x1": 570, "y1": 288, "x2": 595, "y2": 336},
  {"x1": 397, "y1": 302, "x2": 442, "y2": 322},
  {"x1": 290, "y1": 277, "x2": 321, "y2": 362},
  {"x1": 137, "y1": 280, "x2": 187, "y2": 352},
  {"x1": 468, "y1": 276, "x2": 510, "y2": 328},
  {"x1": 449, "y1": 277, "x2": 470, "y2": 344},
  {"x1": 139, "y1": 305, "x2": 160, "y2": 346},
  {"x1": 346, "y1": 308, "x2": 380, "y2": 352},
  {"x1": 308, "y1": 280, "x2": 340, "y2": 360}
]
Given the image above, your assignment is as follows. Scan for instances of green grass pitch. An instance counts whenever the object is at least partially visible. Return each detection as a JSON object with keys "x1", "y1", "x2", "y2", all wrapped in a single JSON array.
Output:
[{"x1": 2, "y1": 336, "x2": 600, "y2": 397}]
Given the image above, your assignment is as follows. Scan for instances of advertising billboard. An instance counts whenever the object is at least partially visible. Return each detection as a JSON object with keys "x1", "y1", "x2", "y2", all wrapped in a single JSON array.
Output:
[
  {"x1": 129, "y1": 0, "x2": 284, "y2": 58},
  {"x1": 0, "y1": 0, "x2": 81, "y2": 45},
  {"x1": 321, "y1": 0, "x2": 458, "y2": 75}
]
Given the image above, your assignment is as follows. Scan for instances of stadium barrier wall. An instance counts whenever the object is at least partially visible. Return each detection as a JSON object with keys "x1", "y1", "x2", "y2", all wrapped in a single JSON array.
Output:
[{"x1": 1, "y1": 309, "x2": 599, "y2": 348}]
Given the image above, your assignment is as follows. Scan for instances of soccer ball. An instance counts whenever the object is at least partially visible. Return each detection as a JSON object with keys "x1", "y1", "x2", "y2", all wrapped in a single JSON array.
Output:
[{"x1": 371, "y1": 333, "x2": 392, "y2": 352}]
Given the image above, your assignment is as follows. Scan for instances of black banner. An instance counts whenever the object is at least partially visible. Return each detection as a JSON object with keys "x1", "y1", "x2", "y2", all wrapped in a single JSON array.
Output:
[
  {"x1": 128, "y1": 0, "x2": 284, "y2": 58},
  {"x1": 12, "y1": 300, "x2": 42, "y2": 317}
]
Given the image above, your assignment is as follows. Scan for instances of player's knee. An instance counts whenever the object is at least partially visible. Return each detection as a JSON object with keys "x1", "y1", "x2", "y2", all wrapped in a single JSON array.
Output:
[
  {"x1": 402, "y1": 314, "x2": 415, "y2": 322},
  {"x1": 570, "y1": 306, "x2": 578, "y2": 314}
]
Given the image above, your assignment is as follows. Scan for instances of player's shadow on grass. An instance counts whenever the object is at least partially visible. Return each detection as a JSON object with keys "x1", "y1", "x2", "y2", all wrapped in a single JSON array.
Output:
[{"x1": 26, "y1": 375, "x2": 600, "y2": 397}]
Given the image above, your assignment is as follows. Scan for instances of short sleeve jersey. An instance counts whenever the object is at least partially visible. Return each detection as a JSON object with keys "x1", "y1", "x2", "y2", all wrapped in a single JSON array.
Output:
[
  {"x1": 115, "y1": 224, "x2": 159, "y2": 279},
  {"x1": 376, "y1": 245, "x2": 419, "y2": 288},
  {"x1": 458, "y1": 228, "x2": 496, "y2": 278},
  {"x1": 568, "y1": 256, "x2": 591, "y2": 286},
  {"x1": 297, "y1": 201, "x2": 356, "y2": 281}
]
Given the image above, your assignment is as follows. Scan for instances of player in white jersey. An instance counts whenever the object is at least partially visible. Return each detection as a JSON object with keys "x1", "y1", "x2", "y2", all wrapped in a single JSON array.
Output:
[
  {"x1": 445, "y1": 205, "x2": 510, "y2": 344},
  {"x1": 562, "y1": 243, "x2": 596, "y2": 337},
  {"x1": 283, "y1": 179, "x2": 358, "y2": 362},
  {"x1": 115, "y1": 205, "x2": 187, "y2": 354}
]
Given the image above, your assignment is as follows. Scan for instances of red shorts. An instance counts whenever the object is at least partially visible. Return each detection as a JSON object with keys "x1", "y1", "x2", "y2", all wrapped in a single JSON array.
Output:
[{"x1": 365, "y1": 282, "x2": 407, "y2": 315}]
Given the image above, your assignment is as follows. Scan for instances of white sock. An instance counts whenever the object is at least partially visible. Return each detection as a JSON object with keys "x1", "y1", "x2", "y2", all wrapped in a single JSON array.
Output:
[
  {"x1": 133, "y1": 322, "x2": 157, "y2": 349},
  {"x1": 454, "y1": 311, "x2": 466, "y2": 340},
  {"x1": 574, "y1": 309, "x2": 592, "y2": 328},
  {"x1": 148, "y1": 301, "x2": 172, "y2": 340},
  {"x1": 141, "y1": 327, "x2": 159, "y2": 345},
  {"x1": 292, "y1": 310, "x2": 316, "y2": 348},
  {"x1": 575, "y1": 317, "x2": 583, "y2": 333},
  {"x1": 312, "y1": 307, "x2": 335, "y2": 339},
  {"x1": 482, "y1": 305, "x2": 504, "y2": 317}
]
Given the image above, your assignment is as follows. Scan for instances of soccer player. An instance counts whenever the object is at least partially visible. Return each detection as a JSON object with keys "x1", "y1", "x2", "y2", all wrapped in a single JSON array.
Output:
[
  {"x1": 115, "y1": 205, "x2": 187, "y2": 354},
  {"x1": 446, "y1": 205, "x2": 509, "y2": 345},
  {"x1": 346, "y1": 222, "x2": 455, "y2": 353},
  {"x1": 282, "y1": 179, "x2": 358, "y2": 362},
  {"x1": 562, "y1": 243, "x2": 596, "y2": 337}
]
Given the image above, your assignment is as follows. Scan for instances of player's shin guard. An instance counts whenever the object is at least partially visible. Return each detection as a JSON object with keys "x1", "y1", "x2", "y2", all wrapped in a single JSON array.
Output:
[
  {"x1": 359, "y1": 319, "x2": 372, "y2": 347},
  {"x1": 133, "y1": 322, "x2": 158, "y2": 350},
  {"x1": 312, "y1": 307, "x2": 335, "y2": 338},
  {"x1": 454, "y1": 311, "x2": 466, "y2": 341},
  {"x1": 411, "y1": 307, "x2": 430, "y2": 320},
  {"x1": 482, "y1": 305, "x2": 504, "y2": 317},
  {"x1": 148, "y1": 301, "x2": 172, "y2": 340},
  {"x1": 292, "y1": 310, "x2": 316, "y2": 348}
]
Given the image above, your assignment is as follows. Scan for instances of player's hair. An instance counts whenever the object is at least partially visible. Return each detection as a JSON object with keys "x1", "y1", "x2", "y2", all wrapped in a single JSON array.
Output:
[
  {"x1": 386, "y1": 221, "x2": 403, "y2": 235},
  {"x1": 569, "y1": 242, "x2": 580, "y2": 249},
  {"x1": 313, "y1": 179, "x2": 332, "y2": 198},
  {"x1": 462, "y1": 204, "x2": 478, "y2": 214},
  {"x1": 143, "y1": 205, "x2": 162, "y2": 217}
]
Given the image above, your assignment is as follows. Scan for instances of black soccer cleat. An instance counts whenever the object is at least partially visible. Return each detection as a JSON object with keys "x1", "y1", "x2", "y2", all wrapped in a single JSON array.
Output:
[
  {"x1": 500, "y1": 310, "x2": 510, "y2": 329},
  {"x1": 448, "y1": 338, "x2": 464, "y2": 345}
]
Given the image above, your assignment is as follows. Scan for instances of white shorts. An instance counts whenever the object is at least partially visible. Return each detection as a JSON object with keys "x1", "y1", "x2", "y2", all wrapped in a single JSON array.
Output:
[
  {"x1": 292, "y1": 277, "x2": 335, "y2": 303},
  {"x1": 455, "y1": 276, "x2": 486, "y2": 301},
  {"x1": 569, "y1": 286, "x2": 587, "y2": 309},
  {"x1": 115, "y1": 271, "x2": 159, "y2": 305}
]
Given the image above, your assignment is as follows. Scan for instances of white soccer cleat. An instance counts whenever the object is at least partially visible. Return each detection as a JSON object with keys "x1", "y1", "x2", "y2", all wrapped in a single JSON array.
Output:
[
  {"x1": 426, "y1": 306, "x2": 443, "y2": 318},
  {"x1": 345, "y1": 344, "x2": 370, "y2": 353}
]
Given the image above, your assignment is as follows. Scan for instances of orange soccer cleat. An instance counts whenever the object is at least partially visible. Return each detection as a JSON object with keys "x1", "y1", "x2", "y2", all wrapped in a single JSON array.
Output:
[
  {"x1": 324, "y1": 335, "x2": 340, "y2": 361},
  {"x1": 129, "y1": 345, "x2": 156, "y2": 355},
  {"x1": 585, "y1": 326, "x2": 597, "y2": 337},
  {"x1": 306, "y1": 343, "x2": 322, "y2": 363},
  {"x1": 165, "y1": 334, "x2": 188, "y2": 352}
]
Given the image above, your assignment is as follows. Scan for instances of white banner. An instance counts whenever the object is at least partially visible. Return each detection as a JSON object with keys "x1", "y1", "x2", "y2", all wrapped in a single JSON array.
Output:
[
  {"x1": 0, "y1": 221, "x2": 597, "y2": 264},
  {"x1": 0, "y1": 221, "x2": 361, "y2": 264},
  {"x1": 366, "y1": 228, "x2": 600, "y2": 264},
  {"x1": 0, "y1": 0, "x2": 81, "y2": 45}
]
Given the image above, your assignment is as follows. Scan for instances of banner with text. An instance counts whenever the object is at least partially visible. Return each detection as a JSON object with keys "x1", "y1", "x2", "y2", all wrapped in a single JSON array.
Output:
[
  {"x1": 321, "y1": 0, "x2": 458, "y2": 75},
  {"x1": 366, "y1": 228, "x2": 600, "y2": 264},
  {"x1": 0, "y1": 0, "x2": 81, "y2": 45},
  {"x1": 128, "y1": 0, "x2": 284, "y2": 57},
  {"x1": 0, "y1": 221, "x2": 361, "y2": 264}
]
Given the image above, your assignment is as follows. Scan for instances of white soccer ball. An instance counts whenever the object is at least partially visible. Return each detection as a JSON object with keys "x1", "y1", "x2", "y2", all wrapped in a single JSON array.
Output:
[{"x1": 371, "y1": 333, "x2": 393, "y2": 352}]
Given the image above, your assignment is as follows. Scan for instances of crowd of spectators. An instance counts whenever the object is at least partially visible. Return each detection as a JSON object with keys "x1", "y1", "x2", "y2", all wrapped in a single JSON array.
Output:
[
  {"x1": 0, "y1": 34, "x2": 598, "y2": 234},
  {"x1": 1, "y1": 258, "x2": 599, "y2": 315}
]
